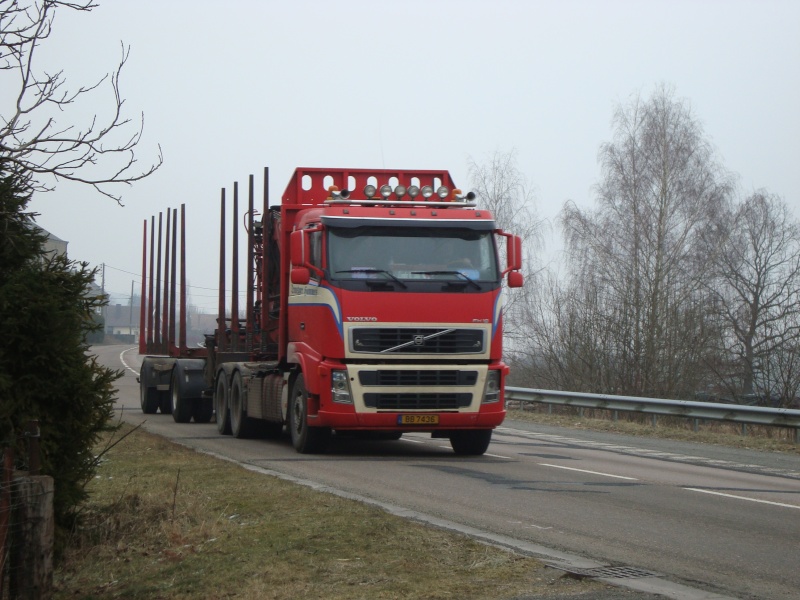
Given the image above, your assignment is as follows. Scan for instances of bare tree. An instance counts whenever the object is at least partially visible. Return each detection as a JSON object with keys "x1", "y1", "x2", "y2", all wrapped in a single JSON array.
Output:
[
  {"x1": 467, "y1": 149, "x2": 544, "y2": 356},
  {"x1": 707, "y1": 191, "x2": 800, "y2": 406},
  {"x1": 559, "y1": 84, "x2": 732, "y2": 397},
  {"x1": 0, "y1": 0, "x2": 162, "y2": 203}
]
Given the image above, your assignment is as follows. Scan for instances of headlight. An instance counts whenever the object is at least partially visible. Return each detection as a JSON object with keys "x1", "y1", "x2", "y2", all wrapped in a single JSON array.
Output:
[
  {"x1": 331, "y1": 370, "x2": 353, "y2": 404},
  {"x1": 482, "y1": 370, "x2": 500, "y2": 404}
]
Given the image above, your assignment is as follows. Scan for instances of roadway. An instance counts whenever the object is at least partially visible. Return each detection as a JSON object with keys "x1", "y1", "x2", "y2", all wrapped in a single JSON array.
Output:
[{"x1": 102, "y1": 345, "x2": 800, "y2": 600}]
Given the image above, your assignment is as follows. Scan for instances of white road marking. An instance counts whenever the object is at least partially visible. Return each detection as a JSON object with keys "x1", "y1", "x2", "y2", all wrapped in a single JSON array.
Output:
[
  {"x1": 119, "y1": 347, "x2": 139, "y2": 376},
  {"x1": 684, "y1": 487, "x2": 800, "y2": 510},
  {"x1": 539, "y1": 463, "x2": 639, "y2": 481}
]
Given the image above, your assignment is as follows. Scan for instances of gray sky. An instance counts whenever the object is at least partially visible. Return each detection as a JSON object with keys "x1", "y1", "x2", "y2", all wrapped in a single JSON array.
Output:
[{"x1": 29, "y1": 0, "x2": 800, "y2": 311}]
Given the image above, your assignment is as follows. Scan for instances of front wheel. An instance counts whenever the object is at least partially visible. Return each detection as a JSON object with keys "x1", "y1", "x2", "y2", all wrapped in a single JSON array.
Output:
[
  {"x1": 230, "y1": 371, "x2": 258, "y2": 439},
  {"x1": 289, "y1": 373, "x2": 330, "y2": 454},
  {"x1": 449, "y1": 430, "x2": 492, "y2": 456}
]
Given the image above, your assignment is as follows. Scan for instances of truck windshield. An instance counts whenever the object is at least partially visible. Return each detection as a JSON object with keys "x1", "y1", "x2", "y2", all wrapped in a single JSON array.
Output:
[{"x1": 327, "y1": 226, "x2": 499, "y2": 285}]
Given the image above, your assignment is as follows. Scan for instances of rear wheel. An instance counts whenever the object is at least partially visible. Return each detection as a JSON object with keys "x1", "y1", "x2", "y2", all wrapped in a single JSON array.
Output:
[
  {"x1": 230, "y1": 371, "x2": 258, "y2": 439},
  {"x1": 214, "y1": 372, "x2": 232, "y2": 435},
  {"x1": 449, "y1": 430, "x2": 492, "y2": 456},
  {"x1": 139, "y1": 362, "x2": 159, "y2": 414},
  {"x1": 289, "y1": 373, "x2": 330, "y2": 454},
  {"x1": 158, "y1": 391, "x2": 172, "y2": 414},
  {"x1": 192, "y1": 398, "x2": 213, "y2": 423},
  {"x1": 170, "y1": 367, "x2": 193, "y2": 423}
]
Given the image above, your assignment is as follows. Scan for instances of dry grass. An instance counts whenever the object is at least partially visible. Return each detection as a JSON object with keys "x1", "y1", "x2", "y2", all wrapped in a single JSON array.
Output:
[
  {"x1": 507, "y1": 405, "x2": 800, "y2": 455},
  {"x1": 53, "y1": 425, "x2": 608, "y2": 600}
]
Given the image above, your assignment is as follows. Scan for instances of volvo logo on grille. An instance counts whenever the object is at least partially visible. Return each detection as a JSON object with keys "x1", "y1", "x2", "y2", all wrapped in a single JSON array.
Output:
[{"x1": 413, "y1": 335, "x2": 425, "y2": 346}]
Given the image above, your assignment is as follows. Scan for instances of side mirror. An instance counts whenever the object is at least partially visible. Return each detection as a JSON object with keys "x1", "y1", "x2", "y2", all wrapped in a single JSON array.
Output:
[
  {"x1": 506, "y1": 235, "x2": 522, "y2": 271},
  {"x1": 290, "y1": 229, "x2": 309, "y2": 266},
  {"x1": 507, "y1": 271, "x2": 524, "y2": 288},
  {"x1": 291, "y1": 267, "x2": 311, "y2": 285}
]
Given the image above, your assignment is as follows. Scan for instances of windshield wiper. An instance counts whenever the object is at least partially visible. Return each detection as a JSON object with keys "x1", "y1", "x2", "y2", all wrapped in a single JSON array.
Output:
[
  {"x1": 411, "y1": 270, "x2": 482, "y2": 290},
  {"x1": 335, "y1": 269, "x2": 408, "y2": 289}
]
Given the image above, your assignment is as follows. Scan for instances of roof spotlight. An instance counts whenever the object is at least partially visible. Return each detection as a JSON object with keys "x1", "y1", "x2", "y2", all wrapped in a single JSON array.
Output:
[
  {"x1": 420, "y1": 185, "x2": 434, "y2": 199},
  {"x1": 394, "y1": 184, "x2": 407, "y2": 199},
  {"x1": 407, "y1": 185, "x2": 420, "y2": 198},
  {"x1": 364, "y1": 184, "x2": 377, "y2": 199},
  {"x1": 436, "y1": 186, "x2": 450, "y2": 199},
  {"x1": 379, "y1": 184, "x2": 393, "y2": 199}
]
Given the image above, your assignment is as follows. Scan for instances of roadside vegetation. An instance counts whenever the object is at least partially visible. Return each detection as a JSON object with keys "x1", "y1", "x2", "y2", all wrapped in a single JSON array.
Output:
[
  {"x1": 507, "y1": 407, "x2": 800, "y2": 455},
  {"x1": 53, "y1": 423, "x2": 612, "y2": 600}
]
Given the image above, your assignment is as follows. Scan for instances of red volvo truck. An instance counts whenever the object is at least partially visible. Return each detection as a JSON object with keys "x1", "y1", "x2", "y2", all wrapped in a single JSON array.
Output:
[{"x1": 138, "y1": 167, "x2": 524, "y2": 454}]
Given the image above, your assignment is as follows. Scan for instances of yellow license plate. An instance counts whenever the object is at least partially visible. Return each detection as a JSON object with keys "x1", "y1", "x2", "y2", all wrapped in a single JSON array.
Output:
[{"x1": 398, "y1": 414, "x2": 439, "y2": 425}]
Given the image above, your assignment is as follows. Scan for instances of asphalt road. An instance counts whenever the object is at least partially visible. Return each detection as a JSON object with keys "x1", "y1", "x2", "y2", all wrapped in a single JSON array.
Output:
[{"x1": 102, "y1": 345, "x2": 800, "y2": 600}]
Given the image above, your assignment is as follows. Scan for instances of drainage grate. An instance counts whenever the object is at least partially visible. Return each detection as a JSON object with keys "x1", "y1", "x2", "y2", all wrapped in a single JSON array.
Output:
[{"x1": 558, "y1": 565, "x2": 659, "y2": 580}]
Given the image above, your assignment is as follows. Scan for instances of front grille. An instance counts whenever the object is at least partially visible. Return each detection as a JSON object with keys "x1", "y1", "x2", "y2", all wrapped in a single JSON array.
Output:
[
  {"x1": 359, "y1": 370, "x2": 478, "y2": 386},
  {"x1": 351, "y1": 328, "x2": 484, "y2": 354},
  {"x1": 364, "y1": 393, "x2": 472, "y2": 410}
]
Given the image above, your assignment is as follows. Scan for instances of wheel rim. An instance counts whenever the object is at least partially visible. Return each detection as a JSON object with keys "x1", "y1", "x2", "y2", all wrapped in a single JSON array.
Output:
[
  {"x1": 215, "y1": 376, "x2": 227, "y2": 416},
  {"x1": 292, "y1": 390, "x2": 304, "y2": 436}
]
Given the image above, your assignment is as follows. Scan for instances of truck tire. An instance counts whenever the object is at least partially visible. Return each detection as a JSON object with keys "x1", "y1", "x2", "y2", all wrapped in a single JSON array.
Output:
[
  {"x1": 449, "y1": 430, "x2": 492, "y2": 456},
  {"x1": 192, "y1": 398, "x2": 214, "y2": 424},
  {"x1": 158, "y1": 391, "x2": 172, "y2": 415},
  {"x1": 214, "y1": 372, "x2": 232, "y2": 435},
  {"x1": 230, "y1": 371, "x2": 258, "y2": 439},
  {"x1": 170, "y1": 367, "x2": 193, "y2": 423},
  {"x1": 139, "y1": 359, "x2": 159, "y2": 414},
  {"x1": 289, "y1": 373, "x2": 331, "y2": 454}
]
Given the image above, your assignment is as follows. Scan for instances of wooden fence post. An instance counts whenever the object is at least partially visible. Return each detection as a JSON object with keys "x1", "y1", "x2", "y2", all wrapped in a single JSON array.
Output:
[
  {"x1": 9, "y1": 474, "x2": 54, "y2": 600},
  {"x1": 0, "y1": 448, "x2": 14, "y2": 600}
]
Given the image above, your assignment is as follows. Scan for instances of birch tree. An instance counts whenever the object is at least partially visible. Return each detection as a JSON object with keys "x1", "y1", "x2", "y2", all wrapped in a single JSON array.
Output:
[{"x1": 560, "y1": 84, "x2": 732, "y2": 397}]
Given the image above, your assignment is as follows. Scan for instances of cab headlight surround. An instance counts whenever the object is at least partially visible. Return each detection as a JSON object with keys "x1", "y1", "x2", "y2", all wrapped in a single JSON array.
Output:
[
  {"x1": 482, "y1": 370, "x2": 501, "y2": 404},
  {"x1": 331, "y1": 369, "x2": 354, "y2": 404}
]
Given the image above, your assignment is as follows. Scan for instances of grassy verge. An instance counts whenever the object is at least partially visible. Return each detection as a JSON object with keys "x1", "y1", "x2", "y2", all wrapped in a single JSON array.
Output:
[
  {"x1": 54, "y1": 424, "x2": 608, "y2": 600},
  {"x1": 507, "y1": 407, "x2": 800, "y2": 455}
]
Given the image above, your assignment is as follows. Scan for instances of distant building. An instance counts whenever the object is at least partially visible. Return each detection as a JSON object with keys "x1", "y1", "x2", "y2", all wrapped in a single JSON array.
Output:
[{"x1": 40, "y1": 228, "x2": 68, "y2": 258}]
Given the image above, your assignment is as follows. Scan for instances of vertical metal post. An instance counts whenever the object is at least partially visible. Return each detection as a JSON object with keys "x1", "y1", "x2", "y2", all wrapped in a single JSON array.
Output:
[
  {"x1": 741, "y1": 423, "x2": 747, "y2": 437},
  {"x1": 154, "y1": 212, "x2": 163, "y2": 350},
  {"x1": 139, "y1": 220, "x2": 148, "y2": 355},
  {"x1": 147, "y1": 217, "x2": 155, "y2": 351},
  {"x1": 161, "y1": 209, "x2": 171, "y2": 354},
  {"x1": 179, "y1": 204, "x2": 188, "y2": 352},
  {"x1": 261, "y1": 167, "x2": 270, "y2": 353},
  {"x1": 652, "y1": 414, "x2": 657, "y2": 428},
  {"x1": 246, "y1": 174, "x2": 255, "y2": 352},
  {"x1": 168, "y1": 208, "x2": 178, "y2": 352},
  {"x1": 231, "y1": 182, "x2": 240, "y2": 352},
  {"x1": 218, "y1": 189, "x2": 227, "y2": 352}
]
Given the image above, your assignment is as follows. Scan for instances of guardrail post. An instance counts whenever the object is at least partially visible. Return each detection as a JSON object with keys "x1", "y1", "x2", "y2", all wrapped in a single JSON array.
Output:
[
  {"x1": 652, "y1": 415, "x2": 657, "y2": 428},
  {"x1": 741, "y1": 423, "x2": 747, "y2": 437}
]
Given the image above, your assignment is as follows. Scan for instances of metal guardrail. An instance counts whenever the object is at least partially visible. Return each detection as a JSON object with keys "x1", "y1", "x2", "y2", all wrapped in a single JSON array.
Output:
[{"x1": 505, "y1": 387, "x2": 800, "y2": 443}]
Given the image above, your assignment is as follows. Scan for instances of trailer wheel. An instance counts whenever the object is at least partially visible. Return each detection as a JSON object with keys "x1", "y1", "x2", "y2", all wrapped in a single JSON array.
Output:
[
  {"x1": 192, "y1": 398, "x2": 213, "y2": 424},
  {"x1": 449, "y1": 430, "x2": 492, "y2": 456},
  {"x1": 289, "y1": 373, "x2": 331, "y2": 454},
  {"x1": 230, "y1": 371, "x2": 258, "y2": 439},
  {"x1": 214, "y1": 372, "x2": 232, "y2": 435},
  {"x1": 139, "y1": 361, "x2": 159, "y2": 414},
  {"x1": 170, "y1": 367, "x2": 193, "y2": 423},
  {"x1": 158, "y1": 391, "x2": 172, "y2": 415}
]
